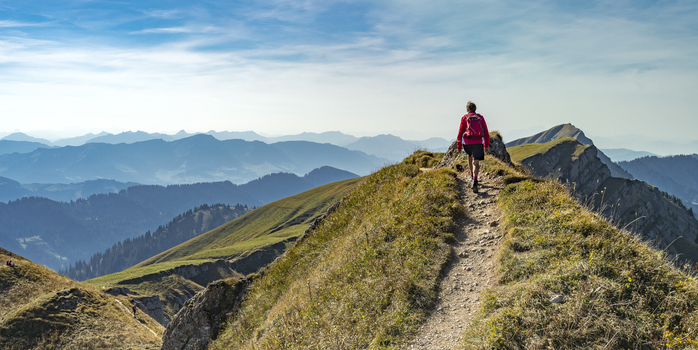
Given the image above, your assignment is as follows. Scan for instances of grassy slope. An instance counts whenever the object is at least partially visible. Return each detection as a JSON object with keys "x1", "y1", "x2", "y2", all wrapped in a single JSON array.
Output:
[
  {"x1": 507, "y1": 137, "x2": 587, "y2": 164},
  {"x1": 0, "y1": 247, "x2": 163, "y2": 350},
  {"x1": 83, "y1": 178, "x2": 361, "y2": 290},
  {"x1": 210, "y1": 152, "x2": 460, "y2": 349},
  {"x1": 461, "y1": 160, "x2": 698, "y2": 349}
]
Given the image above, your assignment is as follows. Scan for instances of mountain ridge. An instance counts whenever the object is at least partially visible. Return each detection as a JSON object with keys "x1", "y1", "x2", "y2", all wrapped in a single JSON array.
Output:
[
  {"x1": 0, "y1": 166, "x2": 358, "y2": 271},
  {"x1": 0, "y1": 135, "x2": 378, "y2": 185},
  {"x1": 506, "y1": 123, "x2": 633, "y2": 179}
]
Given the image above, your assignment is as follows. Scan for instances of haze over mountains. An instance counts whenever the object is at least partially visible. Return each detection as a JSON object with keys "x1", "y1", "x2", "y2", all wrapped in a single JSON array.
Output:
[
  {"x1": 0, "y1": 135, "x2": 380, "y2": 185},
  {"x1": 618, "y1": 155, "x2": 698, "y2": 214},
  {"x1": 0, "y1": 166, "x2": 357, "y2": 271},
  {"x1": 0, "y1": 130, "x2": 450, "y2": 163}
]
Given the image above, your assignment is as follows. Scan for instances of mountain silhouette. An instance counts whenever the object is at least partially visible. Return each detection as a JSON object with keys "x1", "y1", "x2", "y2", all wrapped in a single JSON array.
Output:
[{"x1": 0, "y1": 134, "x2": 381, "y2": 185}]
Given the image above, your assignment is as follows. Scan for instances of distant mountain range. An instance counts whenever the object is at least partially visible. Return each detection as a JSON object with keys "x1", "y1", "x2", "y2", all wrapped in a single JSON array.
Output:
[
  {"x1": 600, "y1": 148, "x2": 657, "y2": 162},
  {"x1": 0, "y1": 166, "x2": 358, "y2": 271},
  {"x1": 0, "y1": 177, "x2": 139, "y2": 203},
  {"x1": 618, "y1": 155, "x2": 698, "y2": 214},
  {"x1": 0, "y1": 131, "x2": 451, "y2": 162},
  {"x1": 0, "y1": 134, "x2": 379, "y2": 185},
  {"x1": 590, "y1": 134, "x2": 698, "y2": 156},
  {"x1": 506, "y1": 123, "x2": 634, "y2": 179},
  {"x1": 59, "y1": 203, "x2": 248, "y2": 282}
]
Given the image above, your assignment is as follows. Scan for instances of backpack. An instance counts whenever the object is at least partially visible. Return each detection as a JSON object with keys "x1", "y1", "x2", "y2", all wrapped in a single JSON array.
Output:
[{"x1": 464, "y1": 114, "x2": 484, "y2": 139}]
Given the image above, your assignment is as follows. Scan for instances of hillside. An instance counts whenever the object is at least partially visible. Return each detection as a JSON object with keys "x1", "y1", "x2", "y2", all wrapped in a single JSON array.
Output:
[
  {"x1": 83, "y1": 177, "x2": 361, "y2": 324},
  {"x1": 506, "y1": 123, "x2": 633, "y2": 179},
  {"x1": 0, "y1": 167, "x2": 356, "y2": 271},
  {"x1": 60, "y1": 204, "x2": 250, "y2": 281},
  {"x1": 0, "y1": 247, "x2": 164, "y2": 349},
  {"x1": 0, "y1": 134, "x2": 384, "y2": 185},
  {"x1": 509, "y1": 138, "x2": 698, "y2": 265},
  {"x1": 619, "y1": 154, "x2": 698, "y2": 214},
  {"x1": 155, "y1": 148, "x2": 698, "y2": 349}
]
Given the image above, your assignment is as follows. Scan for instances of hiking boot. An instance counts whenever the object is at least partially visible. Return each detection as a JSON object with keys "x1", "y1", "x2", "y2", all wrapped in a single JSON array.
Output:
[{"x1": 472, "y1": 179, "x2": 478, "y2": 193}]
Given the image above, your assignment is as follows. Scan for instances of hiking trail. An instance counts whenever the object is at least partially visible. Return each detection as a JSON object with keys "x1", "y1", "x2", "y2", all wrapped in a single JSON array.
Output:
[
  {"x1": 407, "y1": 170, "x2": 504, "y2": 349},
  {"x1": 113, "y1": 298, "x2": 159, "y2": 337}
]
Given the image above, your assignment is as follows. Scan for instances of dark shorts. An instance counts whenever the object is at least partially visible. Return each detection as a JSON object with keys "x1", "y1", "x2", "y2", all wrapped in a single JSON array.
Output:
[{"x1": 463, "y1": 144, "x2": 485, "y2": 160}]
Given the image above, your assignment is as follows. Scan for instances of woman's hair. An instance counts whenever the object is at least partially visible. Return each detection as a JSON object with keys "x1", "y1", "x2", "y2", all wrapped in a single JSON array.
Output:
[{"x1": 467, "y1": 101, "x2": 477, "y2": 113}]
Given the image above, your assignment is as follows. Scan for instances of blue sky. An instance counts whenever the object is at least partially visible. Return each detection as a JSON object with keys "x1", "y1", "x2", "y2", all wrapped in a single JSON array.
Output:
[{"x1": 1, "y1": 0, "x2": 697, "y2": 143}]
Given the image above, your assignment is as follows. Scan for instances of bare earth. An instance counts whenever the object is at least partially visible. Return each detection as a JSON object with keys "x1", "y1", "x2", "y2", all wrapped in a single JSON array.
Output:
[{"x1": 407, "y1": 171, "x2": 504, "y2": 350}]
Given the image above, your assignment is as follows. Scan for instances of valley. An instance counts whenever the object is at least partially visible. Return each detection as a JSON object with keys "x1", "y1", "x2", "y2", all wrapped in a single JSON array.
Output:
[{"x1": 2, "y1": 129, "x2": 698, "y2": 349}]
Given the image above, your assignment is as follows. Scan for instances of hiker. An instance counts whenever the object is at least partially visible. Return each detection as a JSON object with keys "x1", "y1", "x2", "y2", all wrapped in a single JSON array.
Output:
[
  {"x1": 132, "y1": 302, "x2": 138, "y2": 316},
  {"x1": 456, "y1": 101, "x2": 490, "y2": 193}
]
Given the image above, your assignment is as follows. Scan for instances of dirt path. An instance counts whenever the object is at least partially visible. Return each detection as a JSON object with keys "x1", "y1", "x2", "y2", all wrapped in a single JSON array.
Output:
[
  {"x1": 407, "y1": 171, "x2": 505, "y2": 349},
  {"x1": 114, "y1": 298, "x2": 159, "y2": 337}
]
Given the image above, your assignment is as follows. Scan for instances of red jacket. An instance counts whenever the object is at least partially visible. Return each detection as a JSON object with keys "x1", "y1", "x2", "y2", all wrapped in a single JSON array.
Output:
[{"x1": 456, "y1": 113, "x2": 490, "y2": 150}]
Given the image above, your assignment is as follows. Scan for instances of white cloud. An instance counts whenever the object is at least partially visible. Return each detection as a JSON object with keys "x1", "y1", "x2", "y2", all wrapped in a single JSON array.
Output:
[
  {"x1": 0, "y1": 20, "x2": 51, "y2": 28},
  {"x1": 0, "y1": 0, "x2": 697, "y2": 142}
]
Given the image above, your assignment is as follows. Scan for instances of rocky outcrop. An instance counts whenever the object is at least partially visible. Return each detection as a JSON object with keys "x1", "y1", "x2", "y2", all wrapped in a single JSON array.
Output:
[
  {"x1": 520, "y1": 141, "x2": 610, "y2": 199},
  {"x1": 160, "y1": 278, "x2": 251, "y2": 350},
  {"x1": 116, "y1": 260, "x2": 241, "y2": 287},
  {"x1": 103, "y1": 286, "x2": 167, "y2": 326},
  {"x1": 507, "y1": 123, "x2": 633, "y2": 179},
  {"x1": 435, "y1": 132, "x2": 511, "y2": 169},
  {"x1": 160, "y1": 199, "x2": 347, "y2": 350},
  {"x1": 228, "y1": 239, "x2": 294, "y2": 275},
  {"x1": 517, "y1": 138, "x2": 698, "y2": 263}
]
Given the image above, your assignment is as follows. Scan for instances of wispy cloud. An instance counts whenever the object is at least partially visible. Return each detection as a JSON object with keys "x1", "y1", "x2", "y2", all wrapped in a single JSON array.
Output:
[
  {"x1": 0, "y1": 20, "x2": 49, "y2": 28},
  {"x1": 0, "y1": 0, "x2": 697, "y2": 141},
  {"x1": 130, "y1": 26, "x2": 221, "y2": 35}
]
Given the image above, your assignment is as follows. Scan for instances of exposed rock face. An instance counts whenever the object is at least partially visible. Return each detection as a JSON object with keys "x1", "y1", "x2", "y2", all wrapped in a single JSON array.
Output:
[
  {"x1": 135, "y1": 295, "x2": 166, "y2": 326},
  {"x1": 507, "y1": 123, "x2": 633, "y2": 179},
  {"x1": 160, "y1": 199, "x2": 346, "y2": 350},
  {"x1": 520, "y1": 141, "x2": 610, "y2": 199},
  {"x1": 518, "y1": 138, "x2": 698, "y2": 262},
  {"x1": 54, "y1": 288, "x2": 84, "y2": 311},
  {"x1": 103, "y1": 286, "x2": 167, "y2": 326},
  {"x1": 160, "y1": 278, "x2": 250, "y2": 350},
  {"x1": 488, "y1": 133, "x2": 512, "y2": 166},
  {"x1": 103, "y1": 287, "x2": 139, "y2": 297},
  {"x1": 116, "y1": 260, "x2": 241, "y2": 287},
  {"x1": 435, "y1": 133, "x2": 511, "y2": 169}
]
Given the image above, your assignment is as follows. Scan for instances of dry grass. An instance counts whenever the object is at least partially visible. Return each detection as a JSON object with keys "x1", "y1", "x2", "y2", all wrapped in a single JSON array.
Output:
[
  {"x1": 210, "y1": 153, "x2": 461, "y2": 349},
  {"x1": 0, "y1": 248, "x2": 163, "y2": 350},
  {"x1": 460, "y1": 178, "x2": 698, "y2": 349}
]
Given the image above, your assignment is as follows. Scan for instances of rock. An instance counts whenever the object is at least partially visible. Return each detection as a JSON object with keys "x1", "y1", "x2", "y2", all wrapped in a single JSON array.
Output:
[
  {"x1": 104, "y1": 287, "x2": 167, "y2": 326},
  {"x1": 55, "y1": 288, "x2": 84, "y2": 311},
  {"x1": 161, "y1": 278, "x2": 251, "y2": 350},
  {"x1": 104, "y1": 287, "x2": 139, "y2": 296},
  {"x1": 517, "y1": 137, "x2": 698, "y2": 264},
  {"x1": 489, "y1": 221, "x2": 499, "y2": 227},
  {"x1": 488, "y1": 133, "x2": 512, "y2": 166},
  {"x1": 135, "y1": 295, "x2": 166, "y2": 326},
  {"x1": 550, "y1": 295, "x2": 565, "y2": 304},
  {"x1": 433, "y1": 133, "x2": 511, "y2": 170}
]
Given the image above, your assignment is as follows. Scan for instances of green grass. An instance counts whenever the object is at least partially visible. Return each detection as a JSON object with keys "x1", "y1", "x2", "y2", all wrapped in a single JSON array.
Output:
[
  {"x1": 507, "y1": 137, "x2": 587, "y2": 163},
  {"x1": 82, "y1": 177, "x2": 361, "y2": 323},
  {"x1": 135, "y1": 177, "x2": 361, "y2": 267},
  {"x1": 209, "y1": 153, "x2": 461, "y2": 349},
  {"x1": 460, "y1": 179, "x2": 698, "y2": 349}
]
